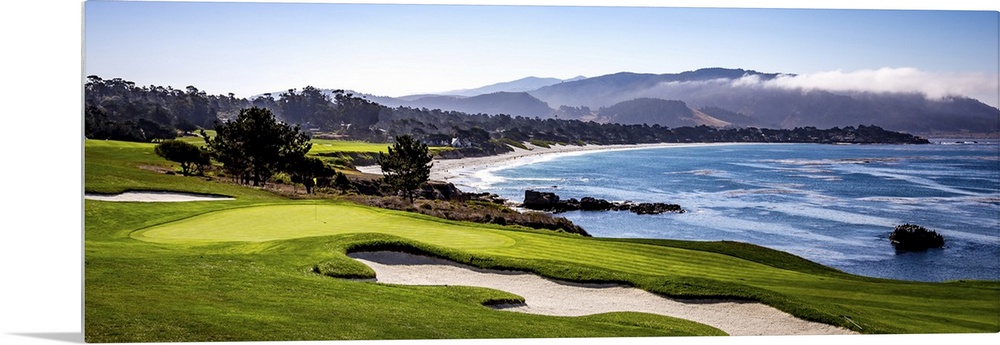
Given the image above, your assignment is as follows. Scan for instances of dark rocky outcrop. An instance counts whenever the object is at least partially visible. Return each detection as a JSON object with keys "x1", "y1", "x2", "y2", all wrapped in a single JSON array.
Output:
[
  {"x1": 629, "y1": 202, "x2": 684, "y2": 215},
  {"x1": 580, "y1": 196, "x2": 613, "y2": 211},
  {"x1": 523, "y1": 190, "x2": 562, "y2": 210},
  {"x1": 462, "y1": 191, "x2": 508, "y2": 205},
  {"x1": 417, "y1": 181, "x2": 464, "y2": 201},
  {"x1": 890, "y1": 224, "x2": 945, "y2": 252},
  {"x1": 522, "y1": 190, "x2": 684, "y2": 215}
]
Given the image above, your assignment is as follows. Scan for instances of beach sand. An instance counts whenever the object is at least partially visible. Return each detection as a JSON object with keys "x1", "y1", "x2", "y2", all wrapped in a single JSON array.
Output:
[
  {"x1": 358, "y1": 142, "x2": 704, "y2": 190},
  {"x1": 349, "y1": 251, "x2": 859, "y2": 336}
]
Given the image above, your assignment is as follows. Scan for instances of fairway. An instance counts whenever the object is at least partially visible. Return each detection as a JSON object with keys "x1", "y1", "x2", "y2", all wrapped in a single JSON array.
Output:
[
  {"x1": 132, "y1": 202, "x2": 517, "y2": 250},
  {"x1": 308, "y1": 139, "x2": 451, "y2": 156},
  {"x1": 308, "y1": 139, "x2": 392, "y2": 154},
  {"x1": 83, "y1": 139, "x2": 1000, "y2": 342}
]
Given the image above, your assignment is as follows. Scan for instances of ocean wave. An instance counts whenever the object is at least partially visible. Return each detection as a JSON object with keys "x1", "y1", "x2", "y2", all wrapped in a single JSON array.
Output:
[
  {"x1": 666, "y1": 169, "x2": 728, "y2": 176},
  {"x1": 836, "y1": 165, "x2": 987, "y2": 197},
  {"x1": 858, "y1": 195, "x2": 1000, "y2": 205},
  {"x1": 790, "y1": 174, "x2": 842, "y2": 181},
  {"x1": 670, "y1": 212, "x2": 864, "y2": 246},
  {"x1": 769, "y1": 205, "x2": 900, "y2": 227},
  {"x1": 723, "y1": 188, "x2": 805, "y2": 196},
  {"x1": 759, "y1": 157, "x2": 902, "y2": 166}
]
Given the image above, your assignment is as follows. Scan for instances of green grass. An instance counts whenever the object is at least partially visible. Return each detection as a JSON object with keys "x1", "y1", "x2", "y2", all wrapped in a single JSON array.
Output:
[
  {"x1": 497, "y1": 138, "x2": 528, "y2": 150},
  {"x1": 529, "y1": 139, "x2": 554, "y2": 148},
  {"x1": 84, "y1": 139, "x2": 1000, "y2": 342},
  {"x1": 308, "y1": 139, "x2": 393, "y2": 154},
  {"x1": 309, "y1": 138, "x2": 450, "y2": 155}
]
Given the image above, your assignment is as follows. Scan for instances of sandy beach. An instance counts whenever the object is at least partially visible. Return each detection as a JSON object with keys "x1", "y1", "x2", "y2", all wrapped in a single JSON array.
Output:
[
  {"x1": 349, "y1": 251, "x2": 859, "y2": 336},
  {"x1": 358, "y1": 142, "x2": 708, "y2": 191}
]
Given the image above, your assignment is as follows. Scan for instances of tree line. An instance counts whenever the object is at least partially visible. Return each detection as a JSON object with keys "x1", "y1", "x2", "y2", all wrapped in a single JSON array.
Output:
[
  {"x1": 85, "y1": 76, "x2": 930, "y2": 149},
  {"x1": 84, "y1": 76, "x2": 382, "y2": 142}
]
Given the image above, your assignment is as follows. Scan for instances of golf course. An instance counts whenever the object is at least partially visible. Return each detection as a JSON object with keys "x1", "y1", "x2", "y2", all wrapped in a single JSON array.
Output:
[{"x1": 84, "y1": 138, "x2": 1000, "y2": 343}]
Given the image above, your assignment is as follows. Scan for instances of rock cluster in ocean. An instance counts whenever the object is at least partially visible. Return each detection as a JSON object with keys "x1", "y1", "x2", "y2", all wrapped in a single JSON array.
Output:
[
  {"x1": 889, "y1": 224, "x2": 945, "y2": 252},
  {"x1": 522, "y1": 190, "x2": 684, "y2": 215}
]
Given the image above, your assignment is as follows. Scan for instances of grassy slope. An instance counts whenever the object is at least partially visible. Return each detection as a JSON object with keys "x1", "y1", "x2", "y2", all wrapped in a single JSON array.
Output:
[
  {"x1": 308, "y1": 139, "x2": 393, "y2": 154},
  {"x1": 83, "y1": 139, "x2": 1000, "y2": 342}
]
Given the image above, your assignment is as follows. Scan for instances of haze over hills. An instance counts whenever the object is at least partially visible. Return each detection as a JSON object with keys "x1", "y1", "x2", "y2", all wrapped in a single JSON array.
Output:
[
  {"x1": 369, "y1": 68, "x2": 999, "y2": 135},
  {"x1": 372, "y1": 92, "x2": 554, "y2": 118},
  {"x1": 437, "y1": 76, "x2": 587, "y2": 97},
  {"x1": 258, "y1": 67, "x2": 998, "y2": 135}
]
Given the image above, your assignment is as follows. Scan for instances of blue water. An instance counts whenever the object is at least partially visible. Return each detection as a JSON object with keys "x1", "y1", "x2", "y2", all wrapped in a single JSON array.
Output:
[{"x1": 458, "y1": 141, "x2": 1000, "y2": 282}]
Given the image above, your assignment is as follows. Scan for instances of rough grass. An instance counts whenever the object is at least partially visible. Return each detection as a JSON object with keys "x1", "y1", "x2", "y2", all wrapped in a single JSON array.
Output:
[{"x1": 84, "y1": 139, "x2": 1000, "y2": 342}]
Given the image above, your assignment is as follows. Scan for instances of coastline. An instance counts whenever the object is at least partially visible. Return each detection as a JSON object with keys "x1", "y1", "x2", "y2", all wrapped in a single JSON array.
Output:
[{"x1": 358, "y1": 142, "x2": 725, "y2": 192}]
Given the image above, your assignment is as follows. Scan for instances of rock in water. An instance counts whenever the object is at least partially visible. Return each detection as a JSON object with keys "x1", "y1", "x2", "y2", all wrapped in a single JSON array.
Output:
[
  {"x1": 889, "y1": 224, "x2": 944, "y2": 252},
  {"x1": 580, "y1": 196, "x2": 613, "y2": 211},
  {"x1": 523, "y1": 190, "x2": 561, "y2": 210},
  {"x1": 629, "y1": 202, "x2": 685, "y2": 215}
]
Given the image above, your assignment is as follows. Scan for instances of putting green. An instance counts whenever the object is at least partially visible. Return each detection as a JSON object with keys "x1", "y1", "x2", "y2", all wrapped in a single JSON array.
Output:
[{"x1": 131, "y1": 203, "x2": 517, "y2": 250}]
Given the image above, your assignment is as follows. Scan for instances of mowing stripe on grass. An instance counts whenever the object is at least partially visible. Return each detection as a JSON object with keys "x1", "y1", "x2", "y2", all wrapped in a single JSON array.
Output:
[{"x1": 132, "y1": 203, "x2": 517, "y2": 250}]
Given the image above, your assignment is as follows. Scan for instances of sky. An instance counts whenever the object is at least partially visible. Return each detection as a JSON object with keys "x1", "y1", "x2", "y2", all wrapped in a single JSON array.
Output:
[{"x1": 82, "y1": 0, "x2": 1000, "y2": 107}]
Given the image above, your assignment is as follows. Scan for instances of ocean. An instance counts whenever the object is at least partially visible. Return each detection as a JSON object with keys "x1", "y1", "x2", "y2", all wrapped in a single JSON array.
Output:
[{"x1": 456, "y1": 141, "x2": 1000, "y2": 282}]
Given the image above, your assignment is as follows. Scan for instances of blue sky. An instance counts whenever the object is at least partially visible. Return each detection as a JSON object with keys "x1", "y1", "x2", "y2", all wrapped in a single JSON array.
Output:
[{"x1": 82, "y1": 1, "x2": 999, "y2": 106}]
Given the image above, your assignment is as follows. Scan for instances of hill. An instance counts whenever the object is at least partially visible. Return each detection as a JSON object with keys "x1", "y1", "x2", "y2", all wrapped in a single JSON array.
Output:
[
  {"x1": 597, "y1": 98, "x2": 731, "y2": 128},
  {"x1": 349, "y1": 67, "x2": 998, "y2": 135},
  {"x1": 395, "y1": 92, "x2": 554, "y2": 118},
  {"x1": 527, "y1": 68, "x2": 999, "y2": 134},
  {"x1": 439, "y1": 76, "x2": 586, "y2": 97},
  {"x1": 530, "y1": 68, "x2": 781, "y2": 109}
]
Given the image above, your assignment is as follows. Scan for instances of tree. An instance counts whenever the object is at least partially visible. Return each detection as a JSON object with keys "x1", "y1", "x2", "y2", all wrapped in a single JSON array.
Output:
[
  {"x1": 203, "y1": 107, "x2": 312, "y2": 187},
  {"x1": 377, "y1": 135, "x2": 433, "y2": 203},
  {"x1": 279, "y1": 86, "x2": 336, "y2": 128},
  {"x1": 286, "y1": 156, "x2": 334, "y2": 194},
  {"x1": 154, "y1": 140, "x2": 210, "y2": 176}
]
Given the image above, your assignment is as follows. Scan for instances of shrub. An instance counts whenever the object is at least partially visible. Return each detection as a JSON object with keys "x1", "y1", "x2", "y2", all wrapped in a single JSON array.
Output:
[
  {"x1": 154, "y1": 140, "x2": 210, "y2": 176},
  {"x1": 529, "y1": 139, "x2": 552, "y2": 148},
  {"x1": 497, "y1": 138, "x2": 528, "y2": 150},
  {"x1": 272, "y1": 172, "x2": 291, "y2": 184},
  {"x1": 333, "y1": 171, "x2": 352, "y2": 190}
]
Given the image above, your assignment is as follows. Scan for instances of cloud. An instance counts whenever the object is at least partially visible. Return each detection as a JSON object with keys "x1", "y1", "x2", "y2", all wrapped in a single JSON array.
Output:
[{"x1": 735, "y1": 68, "x2": 999, "y2": 107}]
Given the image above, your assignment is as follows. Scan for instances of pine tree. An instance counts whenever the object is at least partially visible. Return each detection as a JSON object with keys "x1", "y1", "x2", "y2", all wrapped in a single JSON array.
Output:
[
  {"x1": 377, "y1": 135, "x2": 433, "y2": 203},
  {"x1": 203, "y1": 107, "x2": 311, "y2": 187}
]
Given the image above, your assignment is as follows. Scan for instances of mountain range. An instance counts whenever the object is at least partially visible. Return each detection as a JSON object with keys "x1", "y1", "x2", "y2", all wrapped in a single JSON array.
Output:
[
  {"x1": 437, "y1": 76, "x2": 587, "y2": 97},
  {"x1": 299, "y1": 68, "x2": 1000, "y2": 135}
]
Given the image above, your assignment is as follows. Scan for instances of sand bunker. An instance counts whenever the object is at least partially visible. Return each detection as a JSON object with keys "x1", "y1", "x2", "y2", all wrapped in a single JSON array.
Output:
[
  {"x1": 348, "y1": 251, "x2": 858, "y2": 336},
  {"x1": 84, "y1": 191, "x2": 234, "y2": 202}
]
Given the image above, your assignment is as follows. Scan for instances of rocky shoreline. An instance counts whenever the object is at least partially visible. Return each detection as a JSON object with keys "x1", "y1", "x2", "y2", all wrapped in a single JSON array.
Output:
[{"x1": 521, "y1": 190, "x2": 685, "y2": 215}]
